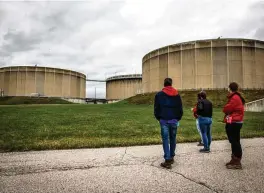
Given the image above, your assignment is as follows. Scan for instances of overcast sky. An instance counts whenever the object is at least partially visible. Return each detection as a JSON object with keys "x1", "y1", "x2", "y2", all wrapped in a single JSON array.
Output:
[{"x1": 0, "y1": 0, "x2": 264, "y2": 98}]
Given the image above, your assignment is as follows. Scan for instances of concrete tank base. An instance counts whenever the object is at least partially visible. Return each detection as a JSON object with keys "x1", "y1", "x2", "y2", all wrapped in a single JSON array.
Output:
[
  {"x1": 62, "y1": 98, "x2": 87, "y2": 104},
  {"x1": 245, "y1": 98, "x2": 264, "y2": 112}
]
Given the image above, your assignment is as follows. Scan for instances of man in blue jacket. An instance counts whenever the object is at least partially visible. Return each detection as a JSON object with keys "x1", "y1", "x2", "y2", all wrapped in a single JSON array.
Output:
[{"x1": 154, "y1": 78, "x2": 183, "y2": 169}]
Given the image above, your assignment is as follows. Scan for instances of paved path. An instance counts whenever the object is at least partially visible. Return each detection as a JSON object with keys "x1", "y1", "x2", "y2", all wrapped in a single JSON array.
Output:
[{"x1": 1, "y1": 138, "x2": 264, "y2": 193}]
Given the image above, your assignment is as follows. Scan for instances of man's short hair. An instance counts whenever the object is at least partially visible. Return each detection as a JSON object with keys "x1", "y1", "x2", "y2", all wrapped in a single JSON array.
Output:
[
  {"x1": 164, "y1": 78, "x2": 172, "y2": 87},
  {"x1": 229, "y1": 82, "x2": 239, "y2": 92}
]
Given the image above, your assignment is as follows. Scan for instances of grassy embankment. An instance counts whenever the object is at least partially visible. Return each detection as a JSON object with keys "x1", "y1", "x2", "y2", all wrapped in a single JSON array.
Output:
[{"x1": 0, "y1": 96, "x2": 72, "y2": 105}]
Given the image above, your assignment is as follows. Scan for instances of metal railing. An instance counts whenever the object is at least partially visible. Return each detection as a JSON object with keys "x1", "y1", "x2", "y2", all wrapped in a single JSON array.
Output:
[{"x1": 106, "y1": 74, "x2": 142, "y2": 81}]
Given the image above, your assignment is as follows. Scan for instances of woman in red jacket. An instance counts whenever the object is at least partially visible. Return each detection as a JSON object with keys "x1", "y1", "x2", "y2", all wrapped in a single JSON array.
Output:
[{"x1": 223, "y1": 82, "x2": 245, "y2": 169}]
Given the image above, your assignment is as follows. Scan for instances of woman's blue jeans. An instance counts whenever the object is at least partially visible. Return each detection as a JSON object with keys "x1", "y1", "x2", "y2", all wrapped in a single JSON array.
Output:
[{"x1": 198, "y1": 117, "x2": 212, "y2": 150}]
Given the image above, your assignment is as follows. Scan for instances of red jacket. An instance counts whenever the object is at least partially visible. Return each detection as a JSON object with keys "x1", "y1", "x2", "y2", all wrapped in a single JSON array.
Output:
[
  {"x1": 223, "y1": 92, "x2": 245, "y2": 123},
  {"x1": 192, "y1": 105, "x2": 198, "y2": 118}
]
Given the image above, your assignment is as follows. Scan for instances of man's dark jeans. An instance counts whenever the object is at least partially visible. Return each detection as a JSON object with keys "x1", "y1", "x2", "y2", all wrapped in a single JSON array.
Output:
[
  {"x1": 160, "y1": 122, "x2": 178, "y2": 160},
  {"x1": 225, "y1": 123, "x2": 243, "y2": 158}
]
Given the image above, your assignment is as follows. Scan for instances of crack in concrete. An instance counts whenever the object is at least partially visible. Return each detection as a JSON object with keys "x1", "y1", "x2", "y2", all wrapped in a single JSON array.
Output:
[
  {"x1": 0, "y1": 165, "x2": 95, "y2": 176},
  {"x1": 122, "y1": 153, "x2": 159, "y2": 164},
  {"x1": 119, "y1": 147, "x2": 127, "y2": 164},
  {"x1": 151, "y1": 165, "x2": 220, "y2": 193},
  {"x1": 150, "y1": 157, "x2": 160, "y2": 166},
  {"x1": 1, "y1": 163, "x2": 151, "y2": 177}
]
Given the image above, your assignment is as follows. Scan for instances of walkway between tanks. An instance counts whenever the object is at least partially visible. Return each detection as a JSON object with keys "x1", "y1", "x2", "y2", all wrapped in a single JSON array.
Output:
[{"x1": 1, "y1": 138, "x2": 264, "y2": 193}]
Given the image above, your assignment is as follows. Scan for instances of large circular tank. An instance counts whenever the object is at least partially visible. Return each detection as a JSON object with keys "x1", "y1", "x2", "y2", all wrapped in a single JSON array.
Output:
[
  {"x1": 106, "y1": 74, "x2": 142, "y2": 100},
  {"x1": 0, "y1": 66, "x2": 86, "y2": 98},
  {"x1": 142, "y1": 38, "x2": 264, "y2": 93}
]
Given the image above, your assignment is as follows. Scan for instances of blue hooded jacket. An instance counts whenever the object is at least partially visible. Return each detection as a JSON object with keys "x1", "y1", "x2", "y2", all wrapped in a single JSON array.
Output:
[{"x1": 154, "y1": 86, "x2": 183, "y2": 121}]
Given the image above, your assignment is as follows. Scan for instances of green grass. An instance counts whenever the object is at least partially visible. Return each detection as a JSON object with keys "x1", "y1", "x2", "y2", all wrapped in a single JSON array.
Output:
[
  {"x1": 1, "y1": 103, "x2": 264, "y2": 152},
  {"x1": 0, "y1": 96, "x2": 73, "y2": 105}
]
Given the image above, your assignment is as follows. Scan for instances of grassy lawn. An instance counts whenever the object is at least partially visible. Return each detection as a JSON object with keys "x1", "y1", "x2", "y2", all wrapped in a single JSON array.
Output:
[{"x1": 1, "y1": 103, "x2": 264, "y2": 152}]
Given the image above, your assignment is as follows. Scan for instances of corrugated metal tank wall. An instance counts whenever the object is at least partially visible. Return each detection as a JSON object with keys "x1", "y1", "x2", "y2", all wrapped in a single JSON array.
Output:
[
  {"x1": 142, "y1": 39, "x2": 264, "y2": 93},
  {"x1": 0, "y1": 66, "x2": 86, "y2": 98},
  {"x1": 106, "y1": 75, "x2": 142, "y2": 100}
]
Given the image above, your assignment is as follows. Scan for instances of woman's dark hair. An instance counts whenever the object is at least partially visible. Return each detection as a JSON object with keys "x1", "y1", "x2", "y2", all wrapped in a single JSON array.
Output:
[
  {"x1": 229, "y1": 82, "x2": 239, "y2": 92},
  {"x1": 164, "y1": 78, "x2": 172, "y2": 87},
  {"x1": 229, "y1": 82, "x2": 246, "y2": 104},
  {"x1": 198, "y1": 91, "x2": 206, "y2": 99}
]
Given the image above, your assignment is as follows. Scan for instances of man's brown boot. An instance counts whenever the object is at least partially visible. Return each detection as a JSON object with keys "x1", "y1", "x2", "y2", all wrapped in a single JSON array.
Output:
[
  {"x1": 226, "y1": 156, "x2": 242, "y2": 169},
  {"x1": 167, "y1": 158, "x2": 174, "y2": 164},
  {"x1": 160, "y1": 160, "x2": 172, "y2": 169}
]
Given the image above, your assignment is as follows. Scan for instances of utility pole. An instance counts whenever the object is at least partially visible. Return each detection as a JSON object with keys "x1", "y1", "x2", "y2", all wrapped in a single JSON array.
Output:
[{"x1": 94, "y1": 87, "x2": 97, "y2": 104}]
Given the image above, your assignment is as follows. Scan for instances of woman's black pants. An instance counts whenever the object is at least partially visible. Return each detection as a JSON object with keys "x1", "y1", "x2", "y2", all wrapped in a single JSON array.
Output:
[{"x1": 225, "y1": 123, "x2": 243, "y2": 158}]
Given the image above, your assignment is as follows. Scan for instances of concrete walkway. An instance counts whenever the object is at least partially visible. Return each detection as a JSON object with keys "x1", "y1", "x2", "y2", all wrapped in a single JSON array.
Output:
[{"x1": 1, "y1": 138, "x2": 264, "y2": 193}]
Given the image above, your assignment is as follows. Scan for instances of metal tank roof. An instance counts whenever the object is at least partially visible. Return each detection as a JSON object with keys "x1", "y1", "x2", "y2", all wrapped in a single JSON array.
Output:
[
  {"x1": 106, "y1": 74, "x2": 142, "y2": 82},
  {"x1": 0, "y1": 66, "x2": 86, "y2": 78},
  {"x1": 142, "y1": 38, "x2": 264, "y2": 62}
]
